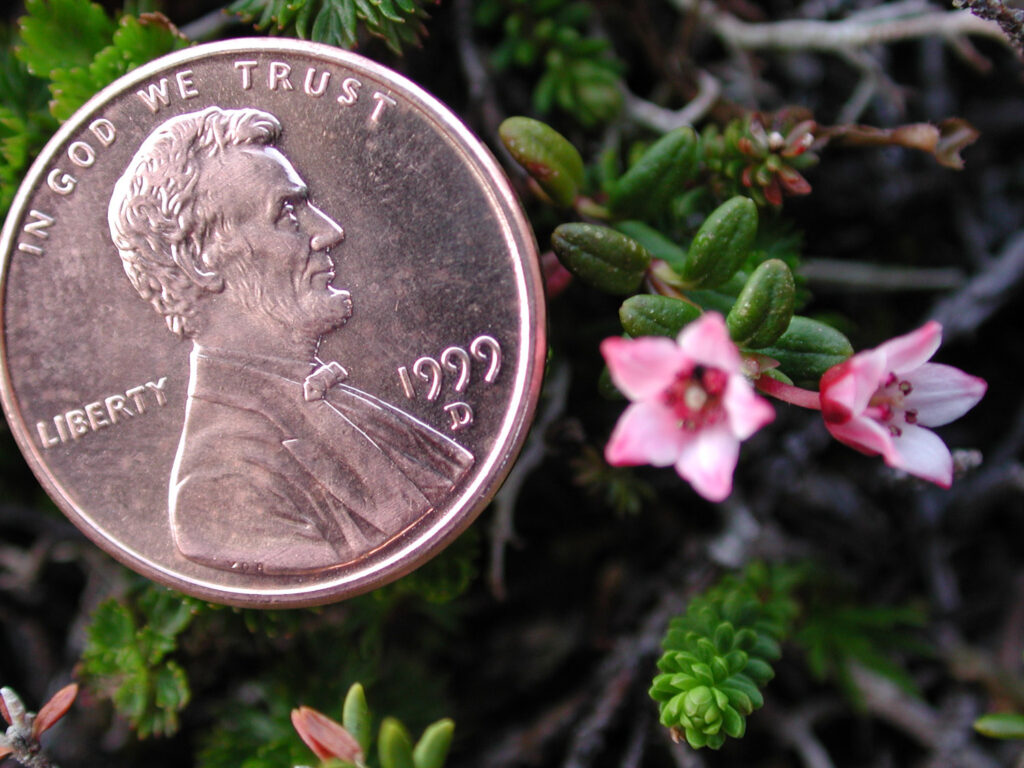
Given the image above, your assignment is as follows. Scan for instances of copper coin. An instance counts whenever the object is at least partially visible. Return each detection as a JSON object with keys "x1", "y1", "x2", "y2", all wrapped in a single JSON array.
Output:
[{"x1": 0, "y1": 39, "x2": 544, "y2": 607}]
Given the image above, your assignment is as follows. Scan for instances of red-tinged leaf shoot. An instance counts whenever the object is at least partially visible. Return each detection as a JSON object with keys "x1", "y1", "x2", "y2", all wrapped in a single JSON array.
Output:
[
  {"x1": 763, "y1": 178, "x2": 783, "y2": 207},
  {"x1": 291, "y1": 706, "x2": 364, "y2": 763},
  {"x1": 32, "y1": 683, "x2": 78, "y2": 738}
]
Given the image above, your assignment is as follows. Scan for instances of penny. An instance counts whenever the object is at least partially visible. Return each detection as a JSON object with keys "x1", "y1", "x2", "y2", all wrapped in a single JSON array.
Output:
[{"x1": 0, "y1": 40, "x2": 544, "y2": 607}]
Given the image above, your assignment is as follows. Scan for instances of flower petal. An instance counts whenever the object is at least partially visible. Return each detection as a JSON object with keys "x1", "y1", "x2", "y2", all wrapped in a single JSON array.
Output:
[
  {"x1": 601, "y1": 336, "x2": 685, "y2": 401},
  {"x1": 605, "y1": 401, "x2": 689, "y2": 467},
  {"x1": 886, "y1": 424, "x2": 954, "y2": 488},
  {"x1": 676, "y1": 313, "x2": 741, "y2": 373},
  {"x1": 675, "y1": 424, "x2": 739, "y2": 502},
  {"x1": 877, "y1": 321, "x2": 941, "y2": 374},
  {"x1": 820, "y1": 351, "x2": 886, "y2": 423},
  {"x1": 723, "y1": 377, "x2": 775, "y2": 440},
  {"x1": 903, "y1": 363, "x2": 987, "y2": 427},
  {"x1": 825, "y1": 415, "x2": 894, "y2": 459}
]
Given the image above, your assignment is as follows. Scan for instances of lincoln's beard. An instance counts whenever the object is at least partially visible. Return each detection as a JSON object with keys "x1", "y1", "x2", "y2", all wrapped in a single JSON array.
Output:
[
  {"x1": 233, "y1": 276, "x2": 351, "y2": 343},
  {"x1": 215, "y1": 240, "x2": 351, "y2": 346}
]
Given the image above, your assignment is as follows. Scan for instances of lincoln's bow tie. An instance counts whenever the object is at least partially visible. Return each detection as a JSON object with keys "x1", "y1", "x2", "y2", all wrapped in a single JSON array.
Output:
[{"x1": 303, "y1": 361, "x2": 349, "y2": 402}]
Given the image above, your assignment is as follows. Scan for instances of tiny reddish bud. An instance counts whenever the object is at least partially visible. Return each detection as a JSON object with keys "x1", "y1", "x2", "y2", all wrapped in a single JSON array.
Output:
[{"x1": 540, "y1": 250, "x2": 572, "y2": 298}]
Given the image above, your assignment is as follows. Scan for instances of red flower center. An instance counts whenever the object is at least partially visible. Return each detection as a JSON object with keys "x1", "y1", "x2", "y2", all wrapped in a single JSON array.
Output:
[
  {"x1": 867, "y1": 374, "x2": 918, "y2": 436},
  {"x1": 662, "y1": 365, "x2": 729, "y2": 431}
]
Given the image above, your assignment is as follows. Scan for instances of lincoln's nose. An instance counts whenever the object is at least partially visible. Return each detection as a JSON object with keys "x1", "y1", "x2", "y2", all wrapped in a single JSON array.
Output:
[{"x1": 309, "y1": 204, "x2": 345, "y2": 252}]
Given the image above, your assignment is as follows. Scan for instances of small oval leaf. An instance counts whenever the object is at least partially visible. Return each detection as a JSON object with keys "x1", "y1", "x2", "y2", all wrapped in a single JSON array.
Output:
[
  {"x1": 499, "y1": 116, "x2": 584, "y2": 207},
  {"x1": 619, "y1": 295, "x2": 700, "y2": 338},
  {"x1": 757, "y1": 316, "x2": 853, "y2": 388},
  {"x1": 615, "y1": 220, "x2": 688, "y2": 272},
  {"x1": 974, "y1": 712, "x2": 1024, "y2": 740},
  {"x1": 682, "y1": 197, "x2": 758, "y2": 288},
  {"x1": 609, "y1": 127, "x2": 699, "y2": 217},
  {"x1": 726, "y1": 259, "x2": 796, "y2": 348},
  {"x1": 412, "y1": 718, "x2": 455, "y2": 768},
  {"x1": 342, "y1": 683, "x2": 373, "y2": 756},
  {"x1": 551, "y1": 223, "x2": 651, "y2": 294},
  {"x1": 379, "y1": 717, "x2": 416, "y2": 768}
]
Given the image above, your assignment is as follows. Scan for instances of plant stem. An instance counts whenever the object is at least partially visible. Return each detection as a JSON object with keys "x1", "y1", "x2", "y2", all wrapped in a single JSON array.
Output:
[{"x1": 756, "y1": 376, "x2": 822, "y2": 410}]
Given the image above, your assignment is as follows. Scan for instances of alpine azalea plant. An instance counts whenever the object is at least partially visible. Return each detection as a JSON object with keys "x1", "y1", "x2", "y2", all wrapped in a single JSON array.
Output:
[
  {"x1": 818, "y1": 321, "x2": 987, "y2": 487},
  {"x1": 602, "y1": 313, "x2": 775, "y2": 502}
]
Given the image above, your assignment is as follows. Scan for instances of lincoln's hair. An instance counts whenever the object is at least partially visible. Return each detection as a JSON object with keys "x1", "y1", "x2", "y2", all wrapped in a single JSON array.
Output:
[{"x1": 108, "y1": 106, "x2": 282, "y2": 337}]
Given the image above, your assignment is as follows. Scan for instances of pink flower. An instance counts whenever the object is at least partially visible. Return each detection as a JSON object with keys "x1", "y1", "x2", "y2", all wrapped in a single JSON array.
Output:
[
  {"x1": 819, "y1": 321, "x2": 986, "y2": 488},
  {"x1": 602, "y1": 313, "x2": 775, "y2": 502}
]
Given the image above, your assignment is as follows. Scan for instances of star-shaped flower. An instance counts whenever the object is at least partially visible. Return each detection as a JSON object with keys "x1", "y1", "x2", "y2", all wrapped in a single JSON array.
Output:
[
  {"x1": 819, "y1": 321, "x2": 986, "y2": 487},
  {"x1": 602, "y1": 313, "x2": 775, "y2": 502}
]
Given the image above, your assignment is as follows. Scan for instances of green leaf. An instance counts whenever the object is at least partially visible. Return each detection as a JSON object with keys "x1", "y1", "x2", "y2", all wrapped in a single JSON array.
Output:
[
  {"x1": 141, "y1": 589, "x2": 196, "y2": 641},
  {"x1": 412, "y1": 719, "x2": 454, "y2": 768},
  {"x1": 84, "y1": 599, "x2": 135, "y2": 653},
  {"x1": 551, "y1": 223, "x2": 650, "y2": 294},
  {"x1": 609, "y1": 127, "x2": 699, "y2": 218},
  {"x1": 79, "y1": 586, "x2": 198, "y2": 739},
  {"x1": 379, "y1": 717, "x2": 415, "y2": 768},
  {"x1": 685, "y1": 727, "x2": 708, "y2": 748},
  {"x1": 153, "y1": 662, "x2": 190, "y2": 716},
  {"x1": 385, "y1": 525, "x2": 479, "y2": 603},
  {"x1": 17, "y1": 0, "x2": 115, "y2": 77},
  {"x1": 47, "y1": 13, "x2": 188, "y2": 122},
  {"x1": 974, "y1": 712, "x2": 1024, "y2": 740},
  {"x1": 112, "y1": 669, "x2": 150, "y2": 724},
  {"x1": 726, "y1": 259, "x2": 796, "y2": 348},
  {"x1": 136, "y1": 625, "x2": 175, "y2": 666},
  {"x1": 721, "y1": 705, "x2": 745, "y2": 739},
  {"x1": 684, "y1": 287, "x2": 738, "y2": 315},
  {"x1": 757, "y1": 316, "x2": 854, "y2": 388},
  {"x1": 614, "y1": 220, "x2": 688, "y2": 272},
  {"x1": 619, "y1": 295, "x2": 700, "y2": 338},
  {"x1": 230, "y1": 0, "x2": 430, "y2": 52},
  {"x1": 742, "y1": 658, "x2": 775, "y2": 686},
  {"x1": 652, "y1": 562, "x2": 803, "y2": 749},
  {"x1": 343, "y1": 683, "x2": 373, "y2": 756},
  {"x1": 313, "y1": 4, "x2": 353, "y2": 48},
  {"x1": 499, "y1": 116, "x2": 584, "y2": 208},
  {"x1": 682, "y1": 196, "x2": 758, "y2": 289},
  {"x1": 48, "y1": 66, "x2": 102, "y2": 122}
]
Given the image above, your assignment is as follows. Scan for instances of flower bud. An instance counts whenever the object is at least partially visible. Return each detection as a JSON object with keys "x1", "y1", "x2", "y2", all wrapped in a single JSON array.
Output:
[{"x1": 499, "y1": 117, "x2": 584, "y2": 207}]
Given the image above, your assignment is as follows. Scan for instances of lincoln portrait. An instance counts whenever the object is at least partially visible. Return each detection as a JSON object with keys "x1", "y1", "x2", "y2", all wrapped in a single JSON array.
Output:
[{"x1": 107, "y1": 106, "x2": 474, "y2": 575}]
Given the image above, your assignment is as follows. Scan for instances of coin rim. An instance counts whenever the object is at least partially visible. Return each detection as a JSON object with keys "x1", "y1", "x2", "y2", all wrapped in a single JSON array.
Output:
[{"x1": 0, "y1": 39, "x2": 545, "y2": 607}]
